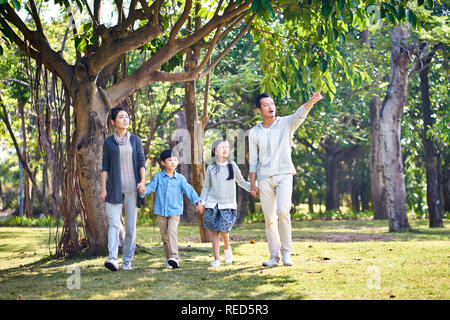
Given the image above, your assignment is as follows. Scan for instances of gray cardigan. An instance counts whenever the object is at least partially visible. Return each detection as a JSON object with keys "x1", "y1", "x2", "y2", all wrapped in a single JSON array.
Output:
[
  {"x1": 200, "y1": 161, "x2": 251, "y2": 210},
  {"x1": 101, "y1": 134, "x2": 146, "y2": 207}
]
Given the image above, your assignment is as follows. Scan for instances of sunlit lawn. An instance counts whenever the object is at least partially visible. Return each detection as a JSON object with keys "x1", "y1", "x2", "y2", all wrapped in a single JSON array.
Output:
[{"x1": 0, "y1": 218, "x2": 448, "y2": 300}]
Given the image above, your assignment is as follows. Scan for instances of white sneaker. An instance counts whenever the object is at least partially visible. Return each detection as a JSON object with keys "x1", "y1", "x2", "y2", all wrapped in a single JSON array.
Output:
[
  {"x1": 224, "y1": 248, "x2": 233, "y2": 264},
  {"x1": 210, "y1": 260, "x2": 221, "y2": 267},
  {"x1": 104, "y1": 258, "x2": 119, "y2": 271},
  {"x1": 282, "y1": 252, "x2": 293, "y2": 266},
  {"x1": 262, "y1": 257, "x2": 279, "y2": 267},
  {"x1": 165, "y1": 263, "x2": 173, "y2": 269},
  {"x1": 123, "y1": 262, "x2": 132, "y2": 270},
  {"x1": 168, "y1": 257, "x2": 179, "y2": 269}
]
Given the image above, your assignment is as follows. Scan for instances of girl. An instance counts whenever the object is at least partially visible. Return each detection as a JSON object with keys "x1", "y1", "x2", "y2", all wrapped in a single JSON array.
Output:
[{"x1": 199, "y1": 139, "x2": 252, "y2": 267}]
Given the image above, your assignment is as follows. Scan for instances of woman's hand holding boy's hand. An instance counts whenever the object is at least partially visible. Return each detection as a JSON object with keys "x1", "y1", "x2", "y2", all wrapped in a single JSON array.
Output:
[{"x1": 137, "y1": 183, "x2": 146, "y2": 195}]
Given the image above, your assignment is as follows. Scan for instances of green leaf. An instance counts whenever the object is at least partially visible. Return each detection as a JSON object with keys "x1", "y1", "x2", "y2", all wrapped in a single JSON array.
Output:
[
  {"x1": 427, "y1": 0, "x2": 434, "y2": 9},
  {"x1": 407, "y1": 10, "x2": 417, "y2": 28},
  {"x1": 12, "y1": 0, "x2": 20, "y2": 10},
  {"x1": 319, "y1": 58, "x2": 328, "y2": 72},
  {"x1": 321, "y1": 0, "x2": 332, "y2": 18},
  {"x1": 332, "y1": 28, "x2": 339, "y2": 40},
  {"x1": 338, "y1": 0, "x2": 346, "y2": 11},
  {"x1": 302, "y1": 67, "x2": 309, "y2": 83},
  {"x1": 0, "y1": 0, "x2": 7, "y2": 5},
  {"x1": 251, "y1": 0, "x2": 262, "y2": 14},
  {"x1": 396, "y1": 6, "x2": 405, "y2": 21},
  {"x1": 83, "y1": 22, "x2": 93, "y2": 33},
  {"x1": 75, "y1": 37, "x2": 86, "y2": 52}
]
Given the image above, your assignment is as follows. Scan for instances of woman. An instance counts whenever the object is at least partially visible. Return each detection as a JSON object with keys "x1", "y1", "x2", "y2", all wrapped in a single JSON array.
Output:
[{"x1": 100, "y1": 107, "x2": 146, "y2": 271}]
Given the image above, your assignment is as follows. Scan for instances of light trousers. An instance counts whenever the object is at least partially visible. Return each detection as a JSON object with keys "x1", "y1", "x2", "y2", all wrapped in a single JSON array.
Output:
[
  {"x1": 106, "y1": 192, "x2": 138, "y2": 264},
  {"x1": 158, "y1": 215, "x2": 180, "y2": 259},
  {"x1": 258, "y1": 174, "x2": 293, "y2": 261}
]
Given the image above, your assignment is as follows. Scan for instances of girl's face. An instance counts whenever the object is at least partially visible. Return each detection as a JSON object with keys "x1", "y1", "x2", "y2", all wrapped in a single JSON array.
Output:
[
  {"x1": 112, "y1": 110, "x2": 129, "y2": 130},
  {"x1": 216, "y1": 141, "x2": 230, "y2": 160}
]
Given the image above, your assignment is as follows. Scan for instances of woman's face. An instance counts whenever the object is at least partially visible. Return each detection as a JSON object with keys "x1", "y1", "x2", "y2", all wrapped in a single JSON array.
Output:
[
  {"x1": 216, "y1": 141, "x2": 230, "y2": 160},
  {"x1": 112, "y1": 110, "x2": 129, "y2": 130}
]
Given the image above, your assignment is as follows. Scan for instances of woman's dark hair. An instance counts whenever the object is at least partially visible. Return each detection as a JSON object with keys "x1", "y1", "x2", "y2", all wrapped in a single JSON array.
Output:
[
  {"x1": 110, "y1": 107, "x2": 128, "y2": 121},
  {"x1": 211, "y1": 140, "x2": 233, "y2": 180},
  {"x1": 255, "y1": 92, "x2": 271, "y2": 109}
]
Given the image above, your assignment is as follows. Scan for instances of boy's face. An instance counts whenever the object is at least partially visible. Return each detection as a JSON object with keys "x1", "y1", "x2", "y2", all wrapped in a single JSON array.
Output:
[{"x1": 161, "y1": 156, "x2": 179, "y2": 170}]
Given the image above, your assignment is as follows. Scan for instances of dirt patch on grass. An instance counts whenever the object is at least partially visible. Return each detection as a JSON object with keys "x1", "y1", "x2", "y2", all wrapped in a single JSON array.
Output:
[
  {"x1": 223, "y1": 233, "x2": 404, "y2": 243},
  {"x1": 293, "y1": 233, "x2": 402, "y2": 242}
]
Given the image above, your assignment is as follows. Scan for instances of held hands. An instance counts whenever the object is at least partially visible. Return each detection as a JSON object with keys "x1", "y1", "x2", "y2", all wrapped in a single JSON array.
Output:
[
  {"x1": 251, "y1": 187, "x2": 259, "y2": 198},
  {"x1": 137, "y1": 182, "x2": 146, "y2": 195},
  {"x1": 195, "y1": 202, "x2": 204, "y2": 214}
]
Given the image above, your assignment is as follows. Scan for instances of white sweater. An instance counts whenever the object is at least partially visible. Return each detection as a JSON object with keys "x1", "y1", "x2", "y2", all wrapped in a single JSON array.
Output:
[
  {"x1": 200, "y1": 161, "x2": 251, "y2": 210},
  {"x1": 249, "y1": 105, "x2": 310, "y2": 182}
]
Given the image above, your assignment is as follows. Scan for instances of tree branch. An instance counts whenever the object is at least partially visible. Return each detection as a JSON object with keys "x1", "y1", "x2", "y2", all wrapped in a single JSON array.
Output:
[
  {"x1": 169, "y1": 0, "x2": 193, "y2": 44},
  {"x1": 0, "y1": 5, "x2": 73, "y2": 89},
  {"x1": 104, "y1": 3, "x2": 251, "y2": 106}
]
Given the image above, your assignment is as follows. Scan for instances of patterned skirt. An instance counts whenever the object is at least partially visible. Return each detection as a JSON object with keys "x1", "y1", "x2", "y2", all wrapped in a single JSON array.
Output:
[{"x1": 203, "y1": 204, "x2": 237, "y2": 233}]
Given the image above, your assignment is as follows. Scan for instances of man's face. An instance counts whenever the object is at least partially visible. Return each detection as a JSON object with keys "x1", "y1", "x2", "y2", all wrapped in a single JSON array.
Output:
[
  {"x1": 161, "y1": 156, "x2": 179, "y2": 171},
  {"x1": 258, "y1": 97, "x2": 276, "y2": 119},
  {"x1": 112, "y1": 110, "x2": 129, "y2": 129}
]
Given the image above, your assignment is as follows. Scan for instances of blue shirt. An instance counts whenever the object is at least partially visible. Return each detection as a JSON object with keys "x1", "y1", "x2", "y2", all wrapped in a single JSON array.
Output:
[{"x1": 141, "y1": 170, "x2": 200, "y2": 217}]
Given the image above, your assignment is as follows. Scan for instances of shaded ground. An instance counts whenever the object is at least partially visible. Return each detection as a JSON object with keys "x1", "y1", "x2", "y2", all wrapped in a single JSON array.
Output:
[{"x1": 0, "y1": 218, "x2": 448, "y2": 300}]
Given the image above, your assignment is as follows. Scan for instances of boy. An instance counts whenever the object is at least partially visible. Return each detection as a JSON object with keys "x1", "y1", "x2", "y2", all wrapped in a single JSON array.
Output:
[{"x1": 139, "y1": 149, "x2": 202, "y2": 269}]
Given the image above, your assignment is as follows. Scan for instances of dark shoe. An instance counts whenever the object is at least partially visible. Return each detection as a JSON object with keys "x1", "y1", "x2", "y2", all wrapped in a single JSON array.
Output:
[
  {"x1": 104, "y1": 259, "x2": 119, "y2": 271},
  {"x1": 168, "y1": 257, "x2": 179, "y2": 269}
]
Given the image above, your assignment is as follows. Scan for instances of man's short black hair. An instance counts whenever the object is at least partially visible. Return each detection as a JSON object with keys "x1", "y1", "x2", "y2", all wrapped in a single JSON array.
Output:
[
  {"x1": 160, "y1": 149, "x2": 175, "y2": 162},
  {"x1": 255, "y1": 93, "x2": 271, "y2": 109},
  {"x1": 110, "y1": 107, "x2": 127, "y2": 121}
]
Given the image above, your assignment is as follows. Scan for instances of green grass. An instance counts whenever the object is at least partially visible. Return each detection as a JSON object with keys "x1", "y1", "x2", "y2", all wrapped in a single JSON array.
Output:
[{"x1": 0, "y1": 219, "x2": 448, "y2": 300}]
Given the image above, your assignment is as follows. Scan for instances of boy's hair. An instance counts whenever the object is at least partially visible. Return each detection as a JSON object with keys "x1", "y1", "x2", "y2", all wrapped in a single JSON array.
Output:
[
  {"x1": 110, "y1": 107, "x2": 127, "y2": 121},
  {"x1": 255, "y1": 92, "x2": 271, "y2": 109},
  {"x1": 160, "y1": 149, "x2": 174, "y2": 162},
  {"x1": 211, "y1": 140, "x2": 234, "y2": 181}
]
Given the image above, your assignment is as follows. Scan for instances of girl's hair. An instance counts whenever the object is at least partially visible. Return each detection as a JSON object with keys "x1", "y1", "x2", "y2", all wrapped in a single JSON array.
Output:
[{"x1": 211, "y1": 139, "x2": 234, "y2": 180}]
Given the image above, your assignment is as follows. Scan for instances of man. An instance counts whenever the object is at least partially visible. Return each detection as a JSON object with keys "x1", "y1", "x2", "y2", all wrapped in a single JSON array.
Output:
[{"x1": 249, "y1": 90, "x2": 322, "y2": 267}]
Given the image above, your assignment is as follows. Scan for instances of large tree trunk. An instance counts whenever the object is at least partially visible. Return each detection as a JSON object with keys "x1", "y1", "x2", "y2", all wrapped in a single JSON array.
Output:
[
  {"x1": 18, "y1": 99, "x2": 32, "y2": 217},
  {"x1": 325, "y1": 153, "x2": 340, "y2": 211},
  {"x1": 73, "y1": 75, "x2": 111, "y2": 254},
  {"x1": 379, "y1": 25, "x2": 410, "y2": 232},
  {"x1": 174, "y1": 110, "x2": 197, "y2": 223},
  {"x1": 437, "y1": 150, "x2": 450, "y2": 213},
  {"x1": 235, "y1": 162, "x2": 250, "y2": 226},
  {"x1": 183, "y1": 48, "x2": 209, "y2": 242},
  {"x1": 369, "y1": 97, "x2": 388, "y2": 219},
  {"x1": 235, "y1": 135, "x2": 250, "y2": 226},
  {"x1": 419, "y1": 46, "x2": 443, "y2": 228},
  {"x1": 350, "y1": 158, "x2": 361, "y2": 212}
]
